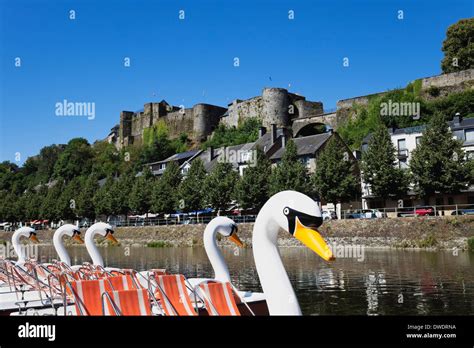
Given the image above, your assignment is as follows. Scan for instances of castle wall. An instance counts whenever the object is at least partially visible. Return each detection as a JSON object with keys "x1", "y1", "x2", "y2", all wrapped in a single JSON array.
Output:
[
  {"x1": 224, "y1": 97, "x2": 264, "y2": 128},
  {"x1": 421, "y1": 68, "x2": 473, "y2": 89},
  {"x1": 161, "y1": 109, "x2": 195, "y2": 138},
  {"x1": 293, "y1": 99, "x2": 324, "y2": 119}
]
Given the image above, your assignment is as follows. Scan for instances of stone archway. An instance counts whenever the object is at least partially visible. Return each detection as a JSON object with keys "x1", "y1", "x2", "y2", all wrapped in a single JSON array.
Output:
[{"x1": 291, "y1": 112, "x2": 338, "y2": 137}]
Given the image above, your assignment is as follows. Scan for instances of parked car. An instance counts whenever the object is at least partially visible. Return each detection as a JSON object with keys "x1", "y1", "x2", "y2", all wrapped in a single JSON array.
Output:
[
  {"x1": 0, "y1": 222, "x2": 13, "y2": 231},
  {"x1": 322, "y1": 210, "x2": 337, "y2": 221},
  {"x1": 78, "y1": 218, "x2": 91, "y2": 228},
  {"x1": 345, "y1": 209, "x2": 377, "y2": 219},
  {"x1": 451, "y1": 205, "x2": 474, "y2": 215},
  {"x1": 397, "y1": 206, "x2": 435, "y2": 217}
]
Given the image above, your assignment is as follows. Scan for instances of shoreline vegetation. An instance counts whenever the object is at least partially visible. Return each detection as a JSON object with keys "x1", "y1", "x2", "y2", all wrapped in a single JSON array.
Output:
[{"x1": 2, "y1": 216, "x2": 473, "y2": 251}]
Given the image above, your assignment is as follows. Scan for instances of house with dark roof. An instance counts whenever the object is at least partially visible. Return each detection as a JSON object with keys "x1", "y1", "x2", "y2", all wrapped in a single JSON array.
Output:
[
  {"x1": 146, "y1": 150, "x2": 202, "y2": 176},
  {"x1": 270, "y1": 131, "x2": 356, "y2": 173},
  {"x1": 190, "y1": 124, "x2": 288, "y2": 176}
]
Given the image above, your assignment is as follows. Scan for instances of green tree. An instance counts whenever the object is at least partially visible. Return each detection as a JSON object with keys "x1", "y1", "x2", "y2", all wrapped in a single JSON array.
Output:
[
  {"x1": 92, "y1": 142, "x2": 121, "y2": 179},
  {"x1": 269, "y1": 140, "x2": 312, "y2": 196},
  {"x1": 109, "y1": 172, "x2": 134, "y2": 215},
  {"x1": 140, "y1": 120, "x2": 176, "y2": 164},
  {"x1": 40, "y1": 181, "x2": 65, "y2": 222},
  {"x1": 360, "y1": 123, "x2": 410, "y2": 199},
  {"x1": 441, "y1": 18, "x2": 474, "y2": 73},
  {"x1": 204, "y1": 161, "x2": 238, "y2": 213},
  {"x1": 0, "y1": 192, "x2": 19, "y2": 222},
  {"x1": 56, "y1": 177, "x2": 83, "y2": 221},
  {"x1": 93, "y1": 176, "x2": 115, "y2": 217},
  {"x1": 235, "y1": 148, "x2": 272, "y2": 210},
  {"x1": 178, "y1": 159, "x2": 207, "y2": 212},
  {"x1": 467, "y1": 158, "x2": 474, "y2": 185},
  {"x1": 54, "y1": 138, "x2": 94, "y2": 181},
  {"x1": 202, "y1": 118, "x2": 262, "y2": 149},
  {"x1": 313, "y1": 136, "x2": 360, "y2": 205},
  {"x1": 23, "y1": 188, "x2": 46, "y2": 220},
  {"x1": 0, "y1": 162, "x2": 20, "y2": 192},
  {"x1": 76, "y1": 175, "x2": 99, "y2": 219},
  {"x1": 129, "y1": 168, "x2": 153, "y2": 215},
  {"x1": 410, "y1": 112, "x2": 470, "y2": 196},
  {"x1": 151, "y1": 162, "x2": 182, "y2": 214},
  {"x1": 37, "y1": 145, "x2": 64, "y2": 182}
]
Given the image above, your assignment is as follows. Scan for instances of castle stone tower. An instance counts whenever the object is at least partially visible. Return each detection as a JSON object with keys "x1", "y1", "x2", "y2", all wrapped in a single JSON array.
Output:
[
  {"x1": 192, "y1": 104, "x2": 227, "y2": 142},
  {"x1": 118, "y1": 111, "x2": 134, "y2": 148},
  {"x1": 262, "y1": 87, "x2": 290, "y2": 128}
]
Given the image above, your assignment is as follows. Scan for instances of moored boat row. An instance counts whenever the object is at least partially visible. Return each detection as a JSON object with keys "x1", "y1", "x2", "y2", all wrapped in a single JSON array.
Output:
[{"x1": 0, "y1": 190, "x2": 334, "y2": 316}]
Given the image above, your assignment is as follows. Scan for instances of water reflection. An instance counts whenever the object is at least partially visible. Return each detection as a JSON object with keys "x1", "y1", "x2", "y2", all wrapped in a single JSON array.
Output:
[{"x1": 36, "y1": 245, "x2": 474, "y2": 315}]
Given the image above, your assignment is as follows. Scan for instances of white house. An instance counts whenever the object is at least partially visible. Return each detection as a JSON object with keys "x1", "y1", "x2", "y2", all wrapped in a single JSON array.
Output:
[{"x1": 360, "y1": 114, "x2": 474, "y2": 209}]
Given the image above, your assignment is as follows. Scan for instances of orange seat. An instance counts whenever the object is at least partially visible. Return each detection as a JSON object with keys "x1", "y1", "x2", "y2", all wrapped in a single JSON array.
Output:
[
  {"x1": 69, "y1": 275, "x2": 135, "y2": 316},
  {"x1": 103, "y1": 289, "x2": 152, "y2": 316},
  {"x1": 154, "y1": 275, "x2": 197, "y2": 316},
  {"x1": 107, "y1": 274, "x2": 137, "y2": 291},
  {"x1": 198, "y1": 281, "x2": 241, "y2": 316},
  {"x1": 149, "y1": 269, "x2": 167, "y2": 299}
]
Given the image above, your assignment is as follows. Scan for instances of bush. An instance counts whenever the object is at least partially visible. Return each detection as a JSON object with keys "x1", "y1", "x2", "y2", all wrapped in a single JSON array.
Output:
[
  {"x1": 417, "y1": 234, "x2": 438, "y2": 248},
  {"x1": 146, "y1": 240, "x2": 170, "y2": 248},
  {"x1": 467, "y1": 237, "x2": 474, "y2": 252},
  {"x1": 202, "y1": 118, "x2": 261, "y2": 149},
  {"x1": 428, "y1": 86, "x2": 440, "y2": 97}
]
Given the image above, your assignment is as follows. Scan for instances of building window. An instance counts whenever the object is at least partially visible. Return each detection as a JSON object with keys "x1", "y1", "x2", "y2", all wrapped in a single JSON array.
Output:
[
  {"x1": 466, "y1": 129, "x2": 474, "y2": 142},
  {"x1": 299, "y1": 156, "x2": 311, "y2": 168},
  {"x1": 397, "y1": 139, "x2": 407, "y2": 156},
  {"x1": 415, "y1": 136, "x2": 422, "y2": 146},
  {"x1": 399, "y1": 158, "x2": 408, "y2": 169}
]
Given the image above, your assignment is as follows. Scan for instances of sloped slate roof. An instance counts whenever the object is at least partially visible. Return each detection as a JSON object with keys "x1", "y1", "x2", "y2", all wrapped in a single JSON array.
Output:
[{"x1": 270, "y1": 132, "x2": 332, "y2": 160}]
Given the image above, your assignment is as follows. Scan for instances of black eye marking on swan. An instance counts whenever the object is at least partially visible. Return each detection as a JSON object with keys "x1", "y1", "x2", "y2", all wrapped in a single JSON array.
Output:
[{"x1": 283, "y1": 207, "x2": 323, "y2": 235}]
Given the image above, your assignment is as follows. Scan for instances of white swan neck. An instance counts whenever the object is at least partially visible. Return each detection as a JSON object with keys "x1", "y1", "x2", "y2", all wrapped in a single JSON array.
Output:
[
  {"x1": 204, "y1": 221, "x2": 231, "y2": 283},
  {"x1": 53, "y1": 229, "x2": 71, "y2": 266},
  {"x1": 85, "y1": 229, "x2": 104, "y2": 267},
  {"x1": 252, "y1": 212, "x2": 302, "y2": 315},
  {"x1": 12, "y1": 230, "x2": 26, "y2": 264}
]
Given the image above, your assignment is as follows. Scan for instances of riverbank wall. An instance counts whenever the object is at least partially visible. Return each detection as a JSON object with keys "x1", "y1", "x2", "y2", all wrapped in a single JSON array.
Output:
[{"x1": 2, "y1": 216, "x2": 473, "y2": 250}]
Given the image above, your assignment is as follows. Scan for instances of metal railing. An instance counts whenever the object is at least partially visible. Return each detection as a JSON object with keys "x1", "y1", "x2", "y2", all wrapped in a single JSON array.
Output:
[
  {"x1": 339, "y1": 203, "x2": 474, "y2": 220},
  {"x1": 2, "y1": 204, "x2": 472, "y2": 231},
  {"x1": 97, "y1": 214, "x2": 257, "y2": 228}
]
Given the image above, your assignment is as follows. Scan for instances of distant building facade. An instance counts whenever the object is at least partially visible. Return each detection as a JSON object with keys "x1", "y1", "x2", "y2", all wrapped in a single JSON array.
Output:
[{"x1": 361, "y1": 114, "x2": 474, "y2": 209}]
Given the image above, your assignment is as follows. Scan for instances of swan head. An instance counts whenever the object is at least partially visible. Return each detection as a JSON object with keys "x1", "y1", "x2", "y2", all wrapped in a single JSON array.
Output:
[
  {"x1": 263, "y1": 190, "x2": 334, "y2": 262},
  {"x1": 56, "y1": 224, "x2": 84, "y2": 244},
  {"x1": 213, "y1": 216, "x2": 243, "y2": 247},
  {"x1": 85, "y1": 222, "x2": 118, "y2": 244},
  {"x1": 14, "y1": 227, "x2": 39, "y2": 244}
]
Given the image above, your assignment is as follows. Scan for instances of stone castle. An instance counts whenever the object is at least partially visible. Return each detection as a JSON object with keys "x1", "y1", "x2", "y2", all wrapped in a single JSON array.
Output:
[
  {"x1": 109, "y1": 69, "x2": 473, "y2": 149},
  {"x1": 110, "y1": 87, "x2": 325, "y2": 149}
]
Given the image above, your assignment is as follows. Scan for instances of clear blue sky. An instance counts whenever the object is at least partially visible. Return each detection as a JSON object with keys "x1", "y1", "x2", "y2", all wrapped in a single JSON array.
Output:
[{"x1": 0, "y1": 0, "x2": 472, "y2": 164}]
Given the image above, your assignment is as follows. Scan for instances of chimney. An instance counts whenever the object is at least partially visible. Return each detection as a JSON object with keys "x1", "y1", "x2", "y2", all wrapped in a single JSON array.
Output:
[
  {"x1": 271, "y1": 124, "x2": 277, "y2": 145},
  {"x1": 281, "y1": 135, "x2": 286, "y2": 148},
  {"x1": 208, "y1": 147, "x2": 214, "y2": 162},
  {"x1": 258, "y1": 126, "x2": 267, "y2": 138},
  {"x1": 453, "y1": 112, "x2": 462, "y2": 126}
]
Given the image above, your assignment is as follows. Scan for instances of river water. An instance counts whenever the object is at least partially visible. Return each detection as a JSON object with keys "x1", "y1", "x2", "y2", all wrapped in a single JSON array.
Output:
[{"x1": 36, "y1": 245, "x2": 473, "y2": 315}]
